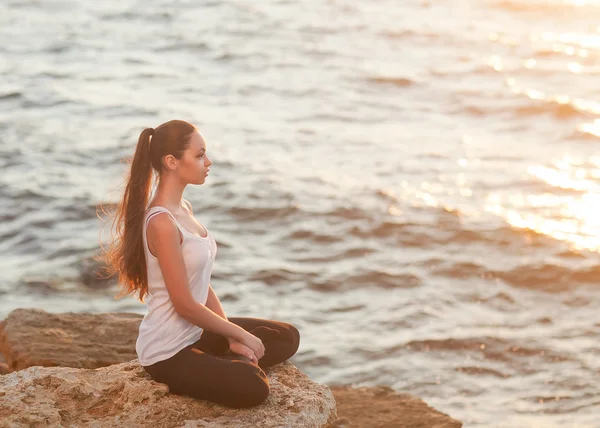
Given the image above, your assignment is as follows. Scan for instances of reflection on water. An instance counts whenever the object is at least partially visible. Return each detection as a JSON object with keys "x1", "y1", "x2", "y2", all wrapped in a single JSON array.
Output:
[
  {"x1": 538, "y1": 30, "x2": 599, "y2": 52},
  {"x1": 2, "y1": 0, "x2": 600, "y2": 426},
  {"x1": 486, "y1": 156, "x2": 600, "y2": 252},
  {"x1": 579, "y1": 118, "x2": 600, "y2": 137}
]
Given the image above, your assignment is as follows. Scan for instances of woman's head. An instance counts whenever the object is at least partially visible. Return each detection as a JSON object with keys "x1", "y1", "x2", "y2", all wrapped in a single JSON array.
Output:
[
  {"x1": 96, "y1": 119, "x2": 209, "y2": 302},
  {"x1": 147, "y1": 120, "x2": 212, "y2": 185}
]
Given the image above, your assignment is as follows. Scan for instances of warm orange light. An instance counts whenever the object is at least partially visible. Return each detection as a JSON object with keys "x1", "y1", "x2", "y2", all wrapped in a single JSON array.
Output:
[{"x1": 485, "y1": 156, "x2": 600, "y2": 252}]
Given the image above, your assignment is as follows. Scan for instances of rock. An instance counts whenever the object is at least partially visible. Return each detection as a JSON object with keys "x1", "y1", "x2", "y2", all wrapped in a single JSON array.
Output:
[
  {"x1": 326, "y1": 385, "x2": 462, "y2": 428},
  {"x1": 0, "y1": 359, "x2": 337, "y2": 428},
  {"x1": 0, "y1": 308, "x2": 142, "y2": 371},
  {"x1": 326, "y1": 417, "x2": 354, "y2": 427},
  {"x1": 0, "y1": 308, "x2": 461, "y2": 426},
  {"x1": 0, "y1": 351, "x2": 8, "y2": 375}
]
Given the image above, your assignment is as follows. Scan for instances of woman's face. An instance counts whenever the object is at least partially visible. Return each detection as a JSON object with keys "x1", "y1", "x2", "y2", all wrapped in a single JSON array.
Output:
[{"x1": 180, "y1": 131, "x2": 212, "y2": 185}]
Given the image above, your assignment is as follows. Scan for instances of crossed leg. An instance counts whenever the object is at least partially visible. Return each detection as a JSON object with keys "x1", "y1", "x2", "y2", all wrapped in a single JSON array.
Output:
[
  {"x1": 142, "y1": 318, "x2": 300, "y2": 408},
  {"x1": 194, "y1": 317, "x2": 301, "y2": 370}
]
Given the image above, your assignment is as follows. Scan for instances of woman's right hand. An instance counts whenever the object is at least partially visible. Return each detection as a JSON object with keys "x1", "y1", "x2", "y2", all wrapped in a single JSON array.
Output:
[{"x1": 239, "y1": 331, "x2": 265, "y2": 360}]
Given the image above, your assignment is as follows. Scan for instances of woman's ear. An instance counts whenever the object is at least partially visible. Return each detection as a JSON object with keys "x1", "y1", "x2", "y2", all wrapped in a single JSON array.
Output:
[{"x1": 163, "y1": 154, "x2": 178, "y2": 172}]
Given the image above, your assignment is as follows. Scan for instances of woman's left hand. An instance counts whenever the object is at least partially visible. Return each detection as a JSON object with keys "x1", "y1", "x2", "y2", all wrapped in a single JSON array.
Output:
[{"x1": 228, "y1": 340, "x2": 258, "y2": 364}]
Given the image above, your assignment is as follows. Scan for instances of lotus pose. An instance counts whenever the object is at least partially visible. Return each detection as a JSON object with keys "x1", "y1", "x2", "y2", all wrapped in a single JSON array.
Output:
[{"x1": 100, "y1": 120, "x2": 300, "y2": 408}]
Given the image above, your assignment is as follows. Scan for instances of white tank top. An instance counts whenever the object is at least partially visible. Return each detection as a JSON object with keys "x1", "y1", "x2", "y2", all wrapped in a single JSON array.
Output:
[{"x1": 135, "y1": 204, "x2": 217, "y2": 366}]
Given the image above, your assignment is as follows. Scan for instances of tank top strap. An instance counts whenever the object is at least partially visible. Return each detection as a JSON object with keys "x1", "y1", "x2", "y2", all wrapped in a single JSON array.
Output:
[
  {"x1": 143, "y1": 207, "x2": 186, "y2": 254},
  {"x1": 144, "y1": 207, "x2": 181, "y2": 233}
]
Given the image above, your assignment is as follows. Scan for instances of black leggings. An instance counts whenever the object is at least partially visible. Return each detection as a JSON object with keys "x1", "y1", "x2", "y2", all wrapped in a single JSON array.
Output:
[{"x1": 142, "y1": 317, "x2": 301, "y2": 408}]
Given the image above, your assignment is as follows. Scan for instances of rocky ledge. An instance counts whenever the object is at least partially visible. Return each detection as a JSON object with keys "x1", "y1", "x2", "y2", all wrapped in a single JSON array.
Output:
[
  {"x1": 0, "y1": 308, "x2": 462, "y2": 427},
  {"x1": 0, "y1": 359, "x2": 335, "y2": 428},
  {"x1": 0, "y1": 308, "x2": 142, "y2": 371},
  {"x1": 327, "y1": 385, "x2": 462, "y2": 428}
]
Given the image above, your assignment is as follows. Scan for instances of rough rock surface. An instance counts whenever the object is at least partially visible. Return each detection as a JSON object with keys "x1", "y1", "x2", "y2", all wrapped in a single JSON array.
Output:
[
  {"x1": 0, "y1": 359, "x2": 337, "y2": 428},
  {"x1": 0, "y1": 351, "x2": 8, "y2": 375},
  {"x1": 326, "y1": 385, "x2": 462, "y2": 428},
  {"x1": 0, "y1": 308, "x2": 142, "y2": 371},
  {"x1": 0, "y1": 308, "x2": 462, "y2": 426}
]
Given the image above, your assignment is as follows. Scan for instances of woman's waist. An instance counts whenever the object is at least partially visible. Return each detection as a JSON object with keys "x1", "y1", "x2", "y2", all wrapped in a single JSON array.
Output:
[{"x1": 138, "y1": 313, "x2": 201, "y2": 344}]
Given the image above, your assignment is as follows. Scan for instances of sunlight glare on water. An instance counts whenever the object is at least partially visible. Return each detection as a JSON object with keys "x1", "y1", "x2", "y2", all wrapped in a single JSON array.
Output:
[
  {"x1": 486, "y1": 156, "x2": 600, "y2": 252},
  {"x1": 3, "y1": 0, "x2": 600, "y2": 425}
]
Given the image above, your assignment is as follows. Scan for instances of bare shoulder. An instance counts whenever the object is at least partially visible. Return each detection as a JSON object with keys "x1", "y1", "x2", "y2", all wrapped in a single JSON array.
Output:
[
  {"x1": 145, "y1": 212, "x2": 192, "y2": 313},
  {"x1": 147, "y1": 211, "x2": 175, "y2": 229},
  {"x1": 146, "y1": 212, "x2": 183, "y2": 248}
]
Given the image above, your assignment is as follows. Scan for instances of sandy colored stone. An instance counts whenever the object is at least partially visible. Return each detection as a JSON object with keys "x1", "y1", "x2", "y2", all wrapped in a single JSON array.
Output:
[
  {"x1": 326, "y1": 385, "x2": 462, "y2": 428},
  {"x1": 0, "y1": 308, "x2": 462, "y2": 426},
  {"x1": 0, "y1": 308, "x2": 142, "y2": 371},
  {"x1": 0, "y1": 359, "x2": 337, "y2": 428},
  {"x1": 0, "y1": 352, "x2": 8, "y2": 375}
]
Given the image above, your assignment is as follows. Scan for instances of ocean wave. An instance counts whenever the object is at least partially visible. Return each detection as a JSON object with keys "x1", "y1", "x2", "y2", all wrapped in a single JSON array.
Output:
[
  {"x1": 326, "y1": 206, "x2": 371, "y2": 220},
  {"x1": 493, "y1": 263, "x2": 600, "y2": 293},
  {"x1": 516, "y1": 100, "x2": 588, "y2": 119},
  {"x1": 405, "y1": 336, "x2": 571, "y2": 364},
  {"x1": 329, "y1": 304, "x2": 365, "y2": 313},
  {"x1": 308, "y1": 270, "x2": 421, "y2": 292},
  {"x1": 248, "y1": 267, "x2": 313, "y2": 286},
  {"x1": 349, "y1": 220, "x2": 429, "y2": 242},
  {"x1": 379, "y1": 29, "x2": 441, "y2": 41},
  {"x1": 453, "y1": 93, "x2": 595, "y2": 120},
  {"x1": 491, "y1": 0, "x2": 600, "y2": 13},
  {"x1": 366, "y1": 76, "x2": 415, "y2": 87},
  {"x1": 454, "y1": 365, "x2": 508, "y2": 378},
  {"x1": 1, "y1": 1, "x2": 599, "y2": 424},
  {"x1": 431, "y1": 260, "x2": 600, "y2": 293},
  {"x1": 432, "y1": 261, "x2": 487, "y2": 279},
  {"x1": 155, "y1": 42, "x2": 209, "y2": 53},
  {"x1": 288, "y1": 229, "x2": 342, "y2": 243},
  {"x1": 226, "y1": 204, "x2": 300, "y2": 221},
  {"x1": 0, "y1": 91, "x2": 21, "y2": 101},
  {"x1": 291, "y1": 247, "x2": 376, "y2": 263}
]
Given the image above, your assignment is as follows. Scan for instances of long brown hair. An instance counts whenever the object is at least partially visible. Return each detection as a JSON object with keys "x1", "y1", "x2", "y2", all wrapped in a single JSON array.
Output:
[{"x1": 95, "y1": 120, "x2": 197, "y2": 302}]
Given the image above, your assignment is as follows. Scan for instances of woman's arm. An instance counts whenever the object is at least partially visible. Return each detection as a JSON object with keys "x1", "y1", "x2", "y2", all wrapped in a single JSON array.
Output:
[
  {"x1": 206, "y1": 285, "x2": 258, "y2": 362},
  {"x1": 148, "y1": 213, "x2": 249, "y2": 343},
  {"x1": 205, "y1": 284, "x2": 238, "y2": 345},
  {"x1": 206, "y1": 284, "x2": 227, "y2": 319}
]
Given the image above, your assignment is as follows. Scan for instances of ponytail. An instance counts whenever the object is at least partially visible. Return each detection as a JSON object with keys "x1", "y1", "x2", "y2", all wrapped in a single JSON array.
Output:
[
  {"x1": 95, "y1": 120, "x2": 196, "y2": 303},
  {"x1": 96, "y1": 127, "x2": 157, "y2": 302}
]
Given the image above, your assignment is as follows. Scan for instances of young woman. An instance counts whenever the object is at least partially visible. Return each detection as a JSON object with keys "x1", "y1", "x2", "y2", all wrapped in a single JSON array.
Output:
[{"x1": 99, "y1": 120, "x2": 300, "y2": 408}]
